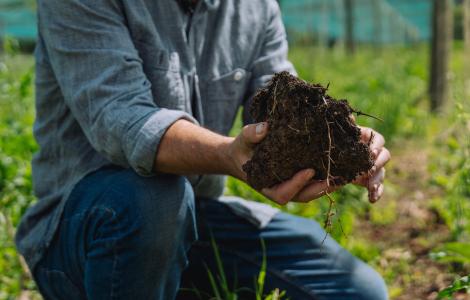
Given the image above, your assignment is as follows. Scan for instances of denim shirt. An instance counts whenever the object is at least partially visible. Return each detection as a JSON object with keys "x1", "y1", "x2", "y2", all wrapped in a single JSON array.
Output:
[{"x1": 16, "y1": 0, "x2": 295, "y2": 270}]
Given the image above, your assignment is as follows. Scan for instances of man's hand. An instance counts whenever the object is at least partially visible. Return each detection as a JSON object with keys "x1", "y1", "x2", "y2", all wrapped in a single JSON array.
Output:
[
  {"x1": 224, "y1": 122, "x2": 390, "y2": 205},
  {"x1": 225, "y1": 122, "x2": 339, "y2": 205}
]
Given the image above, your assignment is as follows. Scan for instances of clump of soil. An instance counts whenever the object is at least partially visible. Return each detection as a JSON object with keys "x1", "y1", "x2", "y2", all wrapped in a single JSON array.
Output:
[{"x1": 242, "y1": 71, "x2": 374, "y2": 190}]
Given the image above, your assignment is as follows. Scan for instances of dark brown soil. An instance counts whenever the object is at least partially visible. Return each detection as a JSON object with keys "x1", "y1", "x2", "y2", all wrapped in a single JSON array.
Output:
[{"x1": 242, "y1": 71, "x2": 374, "y2": 190}]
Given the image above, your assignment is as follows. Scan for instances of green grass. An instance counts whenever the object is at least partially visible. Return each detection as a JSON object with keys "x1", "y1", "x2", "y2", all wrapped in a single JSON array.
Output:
[
  {"x1": 0, "y1": 42, "x2": 469, "y2": 299},
  {"x1": 0, "y1": 52, "x2": 37, "y2": 298}
]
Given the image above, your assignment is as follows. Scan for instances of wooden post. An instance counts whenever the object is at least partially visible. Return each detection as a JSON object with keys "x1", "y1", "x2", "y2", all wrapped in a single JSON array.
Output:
[
  {"x1": 464, "y1": 0, "x2": 470, "y2": 98},
  {"x1": 344, "y1": 0, "x2": 355, "y2": 54},
  {"x1": 429, "y1": 0, "x2": 453, "y2": 112}
]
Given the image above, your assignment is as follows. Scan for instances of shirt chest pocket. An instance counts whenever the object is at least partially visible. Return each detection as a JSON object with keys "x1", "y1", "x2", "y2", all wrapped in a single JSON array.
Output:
[
  {"x1": 138, "y1": 46, "x2": 186, "y2": 111},
  {"x1": 203, "y1": 68, "x2": 251, "y2": 135}
]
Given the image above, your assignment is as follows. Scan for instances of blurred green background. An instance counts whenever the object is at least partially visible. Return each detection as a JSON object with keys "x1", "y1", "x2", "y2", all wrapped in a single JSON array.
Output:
[{"x1": 1, "y1": 0, "x2": 469, "y2": 299}]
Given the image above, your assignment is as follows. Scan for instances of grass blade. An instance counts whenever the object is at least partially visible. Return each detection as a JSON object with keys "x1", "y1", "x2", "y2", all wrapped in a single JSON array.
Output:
[
  {"x1": 256, "y1": 238, "x2": 267, "y2": 300},
  {"x1": 205, "y1": 263, "x2": 222, "y2": 300}
]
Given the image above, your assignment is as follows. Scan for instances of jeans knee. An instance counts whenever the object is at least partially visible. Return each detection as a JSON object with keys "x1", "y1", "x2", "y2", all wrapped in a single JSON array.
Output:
[
  {"x1": 79, "y1": 170, "x2": 196, "y2": 299},
  {"x1": 350, "y1": 259, "x2": 388, "y2": 300},
  {"x1": 102, "y1": 171, "x2": 197, "y2": 255},
  {"x1": 134, "y1": 174, "x2": 196, "y2": 247}
]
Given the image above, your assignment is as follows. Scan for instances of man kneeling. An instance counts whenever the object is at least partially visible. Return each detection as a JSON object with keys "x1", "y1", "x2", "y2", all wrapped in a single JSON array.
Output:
[{"x1": 17, "y1": 0, "x2": 390, "y2": 299}]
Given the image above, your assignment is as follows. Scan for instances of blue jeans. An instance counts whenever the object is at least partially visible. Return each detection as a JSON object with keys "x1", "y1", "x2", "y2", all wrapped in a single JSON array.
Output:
[{"x1": 33, "y1": 167, "x2": 387, "y2": 300}]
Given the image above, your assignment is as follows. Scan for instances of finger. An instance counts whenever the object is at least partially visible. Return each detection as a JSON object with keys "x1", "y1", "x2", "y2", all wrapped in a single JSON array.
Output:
[
  {"x1": 355, "y1": 160, "x2": 387, "y2": 188},
  {"x1": 360, "y1": 127, "x2": 373, "y2": 142},
  {"x1": 241, "y1": 122, "x2": 268, "y2": 145},
  {"x1": 262, "y1": 169, "x2": 315, "y2": 205},
  {"x1": 367, "y1": 168, "x2": 385, "y2": 190},
  {"x1": 370, "y1": 183, "x2": 384, "y2": 203},
  {"x1": 373, "y1": 148, "x2": 391, "y2": 170},
  {"x1": 355, "y1": 147, "x2": 389, "y2": 188},
  {"x1": 369, "y1": 132, "x2": 385, "y2": 157},
  {"x1": 294, "y1": 180, "x2": 342, "y2": 202},
  {"x1": 360, "y1": 127, "x2": 385, "y2": 157}
]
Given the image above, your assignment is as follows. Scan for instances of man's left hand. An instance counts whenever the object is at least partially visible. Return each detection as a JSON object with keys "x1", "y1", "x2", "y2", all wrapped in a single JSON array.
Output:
[{"x1": 353, "y1": 126, "x2": 391, "y2": 203}]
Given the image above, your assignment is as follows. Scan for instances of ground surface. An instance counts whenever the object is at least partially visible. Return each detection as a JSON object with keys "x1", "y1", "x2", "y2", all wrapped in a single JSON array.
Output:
[{"x1": 354, "y1": 139, "x2": 469, "y2": 300}]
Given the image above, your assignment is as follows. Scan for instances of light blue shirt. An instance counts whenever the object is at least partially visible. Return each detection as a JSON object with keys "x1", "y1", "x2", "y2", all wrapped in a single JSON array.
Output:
[{"x1": 16, "y1": 0, "x2": 295, "y2": 270}]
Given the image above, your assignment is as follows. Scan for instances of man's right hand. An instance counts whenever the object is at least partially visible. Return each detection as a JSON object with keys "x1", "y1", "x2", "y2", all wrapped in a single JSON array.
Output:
[{"x1": 224, "y1": 122, "x2": 335, "y2": 205}]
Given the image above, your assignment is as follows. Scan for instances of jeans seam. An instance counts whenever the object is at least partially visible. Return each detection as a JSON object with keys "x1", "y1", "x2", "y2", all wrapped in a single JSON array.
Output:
[
  {"x1": 193, "y1": 241, "x2": 320, "y2": 299},
  {"x1": 110, "y1": 244, "x2": 119, "y2": 300},
  {"x1": 84, "y1": 198, "x2": 121, "y2": 298},
  {"x1": 100, "y1": 201, "x2": 121, "y2": 300}
]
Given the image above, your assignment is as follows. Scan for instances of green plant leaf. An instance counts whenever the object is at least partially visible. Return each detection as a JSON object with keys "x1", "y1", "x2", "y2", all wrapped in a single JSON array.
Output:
[{"x1": 438, "y1": 275, "x2": 470, "y2": 299}]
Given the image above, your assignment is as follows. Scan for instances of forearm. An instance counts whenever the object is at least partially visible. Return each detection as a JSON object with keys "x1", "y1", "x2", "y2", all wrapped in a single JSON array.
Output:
[{"x1": 155, "y1": 119, "x2": 237, "y2": 177}]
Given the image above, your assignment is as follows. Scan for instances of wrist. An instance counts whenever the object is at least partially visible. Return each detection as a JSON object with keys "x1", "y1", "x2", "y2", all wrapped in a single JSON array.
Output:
[{"x1": 217, "y1": 136, "x2": 242, "y2": 179}]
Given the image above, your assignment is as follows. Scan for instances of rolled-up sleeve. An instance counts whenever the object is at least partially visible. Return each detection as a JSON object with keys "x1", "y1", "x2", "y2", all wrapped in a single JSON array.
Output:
[
  {"x1": 243, "y1": 0, "x2": 297, "y2": 125},
  {"x1": 38, "y1": 0, "x2": 196, "y2": 176}
]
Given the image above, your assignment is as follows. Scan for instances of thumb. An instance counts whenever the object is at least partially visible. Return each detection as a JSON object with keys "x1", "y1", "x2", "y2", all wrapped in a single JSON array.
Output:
[{"x1": 241, "y1": 122, "x2": 268, "y2": 145}]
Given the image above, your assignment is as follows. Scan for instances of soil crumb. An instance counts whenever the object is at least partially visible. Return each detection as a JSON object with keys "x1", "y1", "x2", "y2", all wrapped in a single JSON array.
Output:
[{"x1": 242, "y1": 71, "x2": 374, "y2": 190}]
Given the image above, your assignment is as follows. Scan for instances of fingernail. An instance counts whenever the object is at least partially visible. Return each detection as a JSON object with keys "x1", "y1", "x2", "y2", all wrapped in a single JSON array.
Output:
[
  {"x1": 372, "y1": 149, "x2": 379, "y2": 158},
  {"x1": 305, "y1": 169, "x2": 315, "y2": 178},
  {"x1": 256, "y1": 122, "x2": 267, "y2": 136},
  {"x1": 371, "y1": 166, "x2": 377, "y2": 173},
  {"x1": 373, "y1": 183, "x2": 379, "y2": 191}
]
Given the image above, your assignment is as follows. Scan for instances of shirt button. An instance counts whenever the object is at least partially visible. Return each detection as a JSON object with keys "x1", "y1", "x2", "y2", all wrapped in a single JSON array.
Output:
[{"x1": 233, "y1": 70, "x2": 244, "y2": 81}]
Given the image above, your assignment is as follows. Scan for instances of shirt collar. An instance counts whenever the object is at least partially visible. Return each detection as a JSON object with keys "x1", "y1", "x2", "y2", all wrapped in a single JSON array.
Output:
[
  {"x1": 176, "y1": 0, "x2": 219, "y2": 14},
  {"x1": 203, "y1": 0, "x2": 219, "y2": 10}
]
